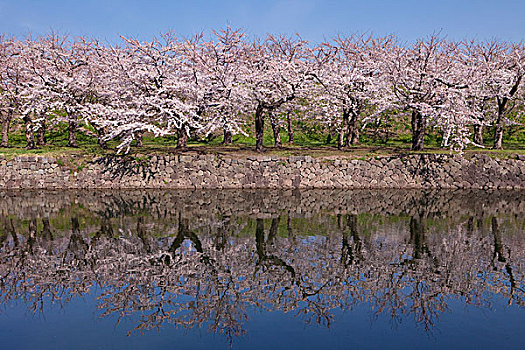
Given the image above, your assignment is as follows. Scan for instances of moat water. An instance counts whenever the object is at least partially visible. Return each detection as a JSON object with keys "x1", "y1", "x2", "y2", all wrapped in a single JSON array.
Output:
[{"x1": 0, "y1": 190, "x2": 524, "y2": 349}]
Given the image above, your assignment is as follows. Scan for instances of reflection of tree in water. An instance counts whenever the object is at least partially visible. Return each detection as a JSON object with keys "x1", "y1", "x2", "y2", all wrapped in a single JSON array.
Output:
[{"x1": 0, "y1": 191, "x2": 524, "y2": 344}]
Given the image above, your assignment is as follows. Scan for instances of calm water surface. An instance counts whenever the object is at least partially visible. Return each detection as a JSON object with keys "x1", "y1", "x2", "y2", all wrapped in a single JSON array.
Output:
[{"x1": 0, "y1": 189, "x2": 524, "y2": 349}]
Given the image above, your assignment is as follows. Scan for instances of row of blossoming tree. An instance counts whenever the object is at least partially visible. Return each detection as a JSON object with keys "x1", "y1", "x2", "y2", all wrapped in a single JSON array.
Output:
[{"x1": 0, "y1": 28, "x2": 524, "y2": 153}]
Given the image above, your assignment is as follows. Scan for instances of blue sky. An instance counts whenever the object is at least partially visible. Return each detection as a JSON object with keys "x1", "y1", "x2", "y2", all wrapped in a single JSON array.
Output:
[{"x1": 0, "y1": 0, "x2": 524, "y2": 43}]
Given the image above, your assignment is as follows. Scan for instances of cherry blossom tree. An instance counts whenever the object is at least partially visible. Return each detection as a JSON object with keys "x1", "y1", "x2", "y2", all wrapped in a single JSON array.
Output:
[
  {"x1": 1, "y1": 37, "x2": 53, "y2": 149},
  {"x1": 381, "y1": 36, "x2": 482, "y2": 150},
  {"x1": 0, "y1": 31, "x2": 522, "y2": 153},
  {"x1": 310, "y1": 34, "x2": 395, "y2": 149},
  {"x1": 83, "y1": 41, "x2": 161, "y2": 151},
  {"x1": 242, "y1": 34, "x2": 311, "y2": 151},
  {"x1": 85, "y1": 33, "x2": 203, "y2": 152},
  {"x1": 465, "y1": 40, "x2": 525, "y2": 149},
  {"x1": 20, "y1": 34, "x2": 98, "y2": 147},
  {"x1": 0, "y1": 35, "x2": 16, "y2": 148},
  {"x1": 183, "y1": 27, "x2": 249, "y2": 144}
]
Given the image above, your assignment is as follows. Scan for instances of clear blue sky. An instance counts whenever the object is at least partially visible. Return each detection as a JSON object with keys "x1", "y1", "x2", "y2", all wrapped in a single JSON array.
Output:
[{"x1": 0, "y1": 0, "x2": 524, "y2": 43}]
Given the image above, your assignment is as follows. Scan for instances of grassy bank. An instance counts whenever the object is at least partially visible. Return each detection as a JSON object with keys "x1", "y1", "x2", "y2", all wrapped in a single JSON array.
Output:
[{"x1": 0, "y1": 121, "x2": 524, "y2": 160}]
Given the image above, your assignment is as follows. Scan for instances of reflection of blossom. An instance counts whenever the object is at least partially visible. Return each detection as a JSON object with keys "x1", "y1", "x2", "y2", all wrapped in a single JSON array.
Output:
[{"x1": 0, "y1": 191, "x2": 523, "y2": 343}]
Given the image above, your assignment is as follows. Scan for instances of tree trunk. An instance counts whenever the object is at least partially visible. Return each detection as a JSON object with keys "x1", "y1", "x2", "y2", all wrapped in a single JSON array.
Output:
[
  {"x1": 255, "y1": 218, "x2": 265, "y2": 258},
  {"x1": 169, "y1": 214, "x2": 190, "y2": 254},
  {"x1": 269, "y1": 111, "x2": 282, "y2": 148},
  {"x1": 98, "y1": 132, "x2": 107, "y2": 149},
  {"x1": 492, "y1": 217, "x2": 505, "y2": 263},
  {"x1": 137, "y1": 216, "x2": 151, "y2": 253},
  {"x1": 8, "y1": 218, "x2": 18, "y2": 247},
  {"x1": 1, "y1": 112, "x2": 11, "y2": 148},
  {"x1": 411, "y1": 110, "x2": 426, "y2": 151},
  {"x1": 268, "y1": 216, "x2": 281, "y2": 243},
  {"x1": 26, "y1": 218, "x2": 37, "y2": 254},
  {"x1": 347, "y1": 112, "x2": 360, "y2": 145},
  {"x1": 493, "y1": 76, "x2": 522, "y2": 149},
  {"x1": 135, "y1": 131, "x2": 144, "y2": 147},
  {"x1": 287, "y1": 215, "x2": 295, "y2": 244},
  {"x1": 36, "y1": 119, "x2": 46, "y2": 146},
  {"x1": 409, "y1": 215, "x2": 426, "y2": 260},
  {"x1": 338, "y1": 109, "x2": 349, "y2": 150},
  {"x1": 215, "y1": 217, "x2": 229, "y2": 251},
  {"x1": 493, "y1": 99, "x2": 505, "y2": 149},
  {"x1": 493, "y1": 122, "x2": 503, "y2": 150},
  {"x1": 23, "y1": 115, "x2": 36, "y2": 149},
  {"x1": 68, "y1": 117, "x2": 77, "y2": 147},
  {"x1": 42, "y1": 218, "x2": 53, "y2": 241},
  {"x1": 98, "y1": 217, "x2": 114, "y2": 237},
  {"x1": 89, "y1": 122, "x2": 108, "y2": 149},
  {"x1": 223, "y1": 126, "x2": 233, "y2": 144},
  {"x1": 286, "y1": 112, "x2": 294, "y2": 145},
  {"x1": 473, "y1": 124, "x2": 484, "y2": 145},
  {"x1": 177, "y1": 128, "x2": 188, "y2": 148},
  {"x1": 255, "y1": 104, "x2": 265, "y2": 152},
  {"x1": 491, "y1": 217, "x2": 516, "y2": 289},
  {"x1": 341, "y1": 214, "x2": 362, "y2": 266}
]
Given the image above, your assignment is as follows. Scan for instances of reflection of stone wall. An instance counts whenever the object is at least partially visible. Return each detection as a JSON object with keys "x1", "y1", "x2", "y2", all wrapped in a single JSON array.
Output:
[
  {"x1": 0, "y1": 154, "x2": 524, "y2": 190},
  {"x1": 1, "y1": 189, "x2": 524, "y2": 220}
]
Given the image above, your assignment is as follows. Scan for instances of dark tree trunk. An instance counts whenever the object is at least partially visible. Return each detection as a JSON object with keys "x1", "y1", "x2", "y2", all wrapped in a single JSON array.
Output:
[
  {"x1": 493, "y1": 122, "x2": 503, "y2": 150},
  {"x1": 255, "y1": 104, "x2": 265, "y2": 152},
  {"x1": 23, "y1": 115, "x2": 36, "y2": 149},
  {"x1": 223, "y1": 127, "x2": 233, "y2": 144},
  {"x1": 36, "y1": 119, "x2": 46, "y2": 146},
  {"x1": 89, "y1": 122, "x2": 108, "y2": 149},
  {"x1": 26, "y1": 218, "x2": 37, "y2": 254},
  {"x1": 98, "y1": 127, "x2": 107, "y2": 149},
  {"x1": 492, "y1": 217, "x2": 505, "y2": 263},
  {"x1": 137, "y1": 216, "x2": 151, "y2": 253},
  {"x1": 177, "y1": 128, "x2": 188, "y2": 148},
  {"x1": 493, "y1": 102, "x2": 505, "y2": 149},
  {"x1": 411, "y1": 110, "x2": 426, "y2": 151},
  {"x1": 215, "y1": 217, "x2": 229, "y2": 251},
  {"x1": 491, "y1": 217, "x2": 516, "y2": 290},
  {"x1": 169, "y1": 215, "x2": 189, "y2": 254},
  {"x1": 287, "y1": 215, "x2": 295, "y2": 244},
  {"x1": 0, "y1": 217, "x2": 7, "y2": 245},
  {"x1": 347, "y1": 112, "x2": 360, "y2": 146},
  {"x1": 135, "y1": 131, "x2": 144, "y2": 147},
  {"x1": 42, "y1": 218, "x2": 53, "y2": 241},
  {"x1": 98, "y1": 217, "x2": 114, "y2": 237},
  {"x1": 286, "y1": 112, "x2": 294, "y2": 145},
  {"x1": 1, "y1": 112, "x2": 11, "y2": 148},
  {"x1": 473, "y1": 124, "x2": 484, "y2": 145},
  {"x1": 8, "y1": 218, "x2": 18, "y2": 247},
  {"x1": 408, "y1": 215, "x2": 435, "y2": 262},
  {"x1": 493, "y1": 77, "x2": 522, "y2": 150},
  {"x1": 98, "y1": 133, "x2": 107, "y2": 149},
  {"x1": 341, "y1": 214, "x2": 362, "y2": 266},
  {"x1": 338, "y1": 109, "x2": 349, "y2": 150},
  {"x1": 255, "y1": 218, "x2": 265, "y2": 258},
  {"x1": 269, "y1": 111, "x2": 282, "y2": 148},
  {"x1": 72, "y1": 217, "x2": 80, "y2": 234},
  {"x1": 68, "y1": 217, "x2": 89, "y2": 259},
  {"x1": 268, "y1": 216, "x2": 280, "y2": 243},
  {"x1": 68, "y1": 117, "x2": 77, "y2": 147},
  {"x1": 409, "y1": 215, "x2": 424, "y2": 260}
]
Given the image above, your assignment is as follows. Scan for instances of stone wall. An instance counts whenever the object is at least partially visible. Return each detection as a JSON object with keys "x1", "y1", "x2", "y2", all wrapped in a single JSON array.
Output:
[{"x1": 0, "y1": 153, "x2": 523, "y2": 189}]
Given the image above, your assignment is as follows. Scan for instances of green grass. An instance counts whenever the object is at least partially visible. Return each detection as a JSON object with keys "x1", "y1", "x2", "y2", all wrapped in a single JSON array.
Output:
[{"x1": 0, "y1": 121, "x2": 523, "y2": 160}]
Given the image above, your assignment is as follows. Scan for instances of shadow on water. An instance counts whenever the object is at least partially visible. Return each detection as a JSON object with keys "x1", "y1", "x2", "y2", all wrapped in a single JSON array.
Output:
[{"x1": 0, "y1": 189, "x2": 524, "y2": 348}]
